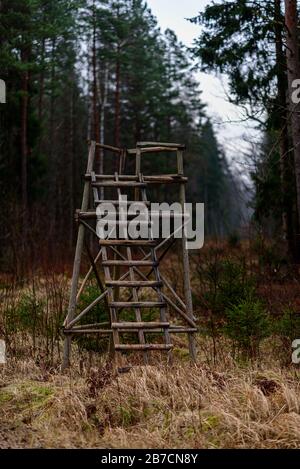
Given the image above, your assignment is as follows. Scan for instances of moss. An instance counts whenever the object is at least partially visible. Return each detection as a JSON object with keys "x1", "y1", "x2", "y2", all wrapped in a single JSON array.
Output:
[
  {"x1": 0, "y1": 381, "x2": 53, "y2": 413},
  {"x1": 173, "y1": 347, "x2": 190, "y2": 360},
  {"x1": 202, "y1": 413, "x2": 219, "y2": 431},
  {"x1": 0, "y1": 389, "x2": 13, "y2": 404},
  {"x1": 184, "y1": 425, "x2": 196, "y2": 438},
  {"x1": 118, "y1": 405, "x2": 138, "y2": 427},
  {"x1": 142, "y1": 402, "x2": 153, "y2": 418}
]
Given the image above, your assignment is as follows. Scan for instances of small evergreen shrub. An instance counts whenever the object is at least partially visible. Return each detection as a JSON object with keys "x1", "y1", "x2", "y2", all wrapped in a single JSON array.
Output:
[
  {"x1": 224, "y1": 298, "x2": 270, "y2": 359},
  {"x1": 275, "y1": 308, "x2": 300, "y2": 341},
  {"x1": 274, "y1": 308, "x2": 300, "y2": 365},
  {"x1": 227, "y1": 232, "x2": 240, "y2": 248}
]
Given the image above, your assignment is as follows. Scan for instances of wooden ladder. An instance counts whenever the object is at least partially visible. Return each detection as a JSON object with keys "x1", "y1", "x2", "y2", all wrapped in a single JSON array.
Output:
[
  {"x1": 92, "y1": 168, "x2": 173, "y2": 360},
  {"x1": 62, "y1": 140, "x2": 197, "y2": 370}
]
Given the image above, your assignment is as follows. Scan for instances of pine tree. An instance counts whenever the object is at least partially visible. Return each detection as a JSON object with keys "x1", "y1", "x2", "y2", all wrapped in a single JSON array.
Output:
[{"x1": 190, "y1": 0, "x2": 297, "y2": 257}]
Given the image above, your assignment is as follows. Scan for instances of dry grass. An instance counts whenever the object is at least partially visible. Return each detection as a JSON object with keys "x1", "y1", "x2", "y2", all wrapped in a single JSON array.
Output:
[
  {"x1": 1, "y1": 353, "x2": 300, "y2": 448},
  {"x1": 1, "y1": 241, "x2": 300, "y2": 448}
]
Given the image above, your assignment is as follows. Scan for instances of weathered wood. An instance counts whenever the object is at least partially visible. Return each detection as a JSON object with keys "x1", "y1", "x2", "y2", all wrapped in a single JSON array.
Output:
[
  {"x1": 110, "y1": 301, "x2": 166, "y2": 308},
  {"x1": 119, "y1": 327, "x2": 197, "y2": 333},
  {"x1": 64, "y1": 329, "x2": 112, "y2": 334},
  {"x1": 128, "y1": 147, "x2": 180, "y2": 154},
  {"x1": 76, "y1": 248, "x2": 103, "y2": 301},
  {"x1": 93, "y1": 142, "x2": 122, "y2": 153},
  {"x1": 67, "y1": 290, "x2": 108, "y2": 329},
  {"x1": 106, "y1": 280, "x2": 162, "y2": 287},
  {"x1": 87, "y1": 173, "x2": 184, "y2": 181},
  {"x1": 102, "y1": 260, "x2": 157, "y2": 266},
  {"x1": 91, "y1": 171, "x2": 99, "y2": 209},
  {"x1": 98, "y1": 220, "x2": 152, "y2": 226},
  {"x1": 99, "y1": 239, "x2": 157, "y2": 247},
  {"x1": 62, "y1": 141, "x2": 96, "y2": 370},
  {"x1": 137, "y1": 141, "x2": 185, "y2": 149},
  {"x1": 160, "y1": 273, "x2": 186, "y2": 310},
  {"x1": 77, "y1": 210, "x2": 97, "y2": 219},
  {"x1": 63, "y1": 140, "x2": 197, "y2": 366},
  {"x1": 135, "y1": 169, "x2": 173, "y2": 362},
  {"x1": 79, "y1": 210, "x2": 185, "y2": 220},
  {"x1": 71, "y1": 321, "x2": 110, "y2": 329},
  {"x1": 161, "y1": 288, "x2": 196, "y2": 329},
  {"x1": 115, "y1": 344, "x2": 173, "y2": 351},
  {"x1": 112, "y1": 321, "x2": 169, "y2": 329},
  {"x1": 92, "y1": 181, "x2": 146, "y2": 188},
  {"x1": 101, "y1": 244, "x2": 121, "y2": 361},
  {"x1": 94, "y1": 199, "x2": 150, "y2": 206},
  {"x1": 135, "y1": 147, "x2": 142, "y2": 200},
  {"x1": 144, "y1": 176, "x2": 187, "y2": 184},
  {"x1": 79, "y1": 220, "x2": 98, "y2": 238},
  {"x1": 65, "y1": 326, "x2": 197, "y2": 334},
  {"x1": 177, "y1": 148, "x2": 197, "y2": 362},
  {"x1": 84, "y1": 238, "x2": 105, "y2": 295}
]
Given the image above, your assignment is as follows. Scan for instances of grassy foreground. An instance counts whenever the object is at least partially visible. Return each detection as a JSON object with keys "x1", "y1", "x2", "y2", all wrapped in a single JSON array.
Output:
[
  {"x1": 1, "y1": 352, "x2": 300, "y2": 448},
  {"x1": 2, "y1": 240, "x2": 300, "y2": 448}
]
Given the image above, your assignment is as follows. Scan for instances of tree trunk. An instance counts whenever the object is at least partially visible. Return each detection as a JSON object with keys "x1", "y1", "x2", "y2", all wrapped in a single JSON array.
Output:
[
  {"x1": 285, "y1": 0, "x2": 300, "y2": 255},
  {"x1": 69, "y1": 82, "x2": 75, "y2": 248},
  {"x1": 92, "y1": 3, "x2": 100, "y2": 164},
  {"x1": 275, "y1": 0, "x2": 296, "y2": 259},
  {"x1": 38, "y1": 38, "x2": 45, "y2": 122},
  {"x1": 97, "y1": 63, "x2": 108, "y2": 196},
  {"x1": 20, "y1": 45, "x2": 30, "y2": 244},
  {"x1": 49, "y1": 38, "x2": 57, "y2": 239},
  {"x1": 114, "y1": 47, "x2": 121, "y2": 148}
]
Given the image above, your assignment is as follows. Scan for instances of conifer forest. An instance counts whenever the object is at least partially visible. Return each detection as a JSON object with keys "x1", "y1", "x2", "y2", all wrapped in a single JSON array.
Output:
[{"x1": 1, "y1": 0, "x2": 300, "y2": 453}]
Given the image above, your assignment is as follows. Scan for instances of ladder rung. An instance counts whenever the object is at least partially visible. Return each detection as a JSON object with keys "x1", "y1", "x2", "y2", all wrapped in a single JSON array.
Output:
[
  {"x1": 92, "y1": 181, "x2": 147, "y2": 188},
  {"x1": 95, "y1": 200, "x2": 150, "y2": 206},
  {"x1": 110, "y1": 301, "x2": 166, "y2": 308},
  {"x1": 144, "y1": 176, "x2": 187, "y2": 184},
  {"x1": 80, "y1": 211, "x2": 187, "y2": 220},
  {"x1": 111, "y1": 321, "x2": 169, "y2": 329},
  {"x1": 102, "y1": 260, "x2": 157, "y2": 267},
  {"x1": 106, "y1": 280, "x2": 162, "y2": 287},
  {"x1": 98, "y1": 220, "x2": 152, "y2": 225},
  {"x1": 137, "y1": 141, "x2": 185, "y2": 149},
  {"x1": 99, "y1": 239, "x2": 157, "y2": 247},
  {"x1": 86, "y1": 174, "x2": 138, "y2": 180},
  {"x1": 90, "y1": 175, "x2": 187, "y2": 184},
  {"x1": 87, "y1": 173, "x2": 184, "y2": 180},
  {"x1": 115, "y1": 344, "x2": 173, "y2": 351},
  {"x1": 119, "y1": 327, "x2": 198, "y2": 333}
]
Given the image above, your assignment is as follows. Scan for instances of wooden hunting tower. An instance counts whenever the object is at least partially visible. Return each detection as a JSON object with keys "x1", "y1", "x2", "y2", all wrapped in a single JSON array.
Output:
[{"x1": 62, "y1": 141, "x2": 197, "y2": 368}]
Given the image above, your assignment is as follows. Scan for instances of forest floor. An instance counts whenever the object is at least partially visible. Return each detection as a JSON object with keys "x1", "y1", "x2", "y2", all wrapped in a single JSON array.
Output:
[
  {"x1": 2, "y1": 239, "x2": 300, "y2": 448},
  {"x1": 1, "y1": 351, "x2": 300, "y2": 448}
]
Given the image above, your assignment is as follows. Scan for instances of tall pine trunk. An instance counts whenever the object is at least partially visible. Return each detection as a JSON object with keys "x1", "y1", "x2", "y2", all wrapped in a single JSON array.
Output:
[
  {"x1": 97, "y1": 63, "x2": 108, "y2": 190},
  {"x1": 49, "y1": 38, "x2": 57, "y2": 238},
  {"x1": 92, "y1": 3, "x2": 100, "y2": 164},
  {"x1": 275, "y1": 0, "x2": 296, "y2": 259},
  {"x1": 285, "y1": 0, "x2": 300, "y2": 253},
  {"x1": 69, "y1": 82, "x2": 75, "y2": 249},
  {"x1": 114, "y1": 45, "x2": 121, "y2": 148},
  {"x1": 20, "y1": 45, "x2": 30, "y2": 246},
  {"x1": 38, "y1": 38, "x2": 45, "y2": 122}
]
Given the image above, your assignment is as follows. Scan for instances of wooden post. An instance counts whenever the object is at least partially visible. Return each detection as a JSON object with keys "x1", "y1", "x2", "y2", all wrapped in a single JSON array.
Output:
[
  {"x1": 134, "y1": 147, "x2": 141, "y2": 201},
  {"x1": 62, "y1": 141, "x2": 96, "y2": 370},
  {"x1": 177, "y1": 149, "x2": 197, "y2": 362}
]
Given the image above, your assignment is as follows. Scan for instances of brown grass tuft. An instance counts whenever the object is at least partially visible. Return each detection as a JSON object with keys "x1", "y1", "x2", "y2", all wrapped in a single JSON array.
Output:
[{"x1": 1, "y1": 356, "x2": 300, "y2": 448}]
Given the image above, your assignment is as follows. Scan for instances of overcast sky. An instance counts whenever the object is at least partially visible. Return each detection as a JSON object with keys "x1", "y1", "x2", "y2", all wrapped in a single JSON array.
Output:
[{"x1": 147, "y1": 0, "x2": 260, "y2": 166}]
